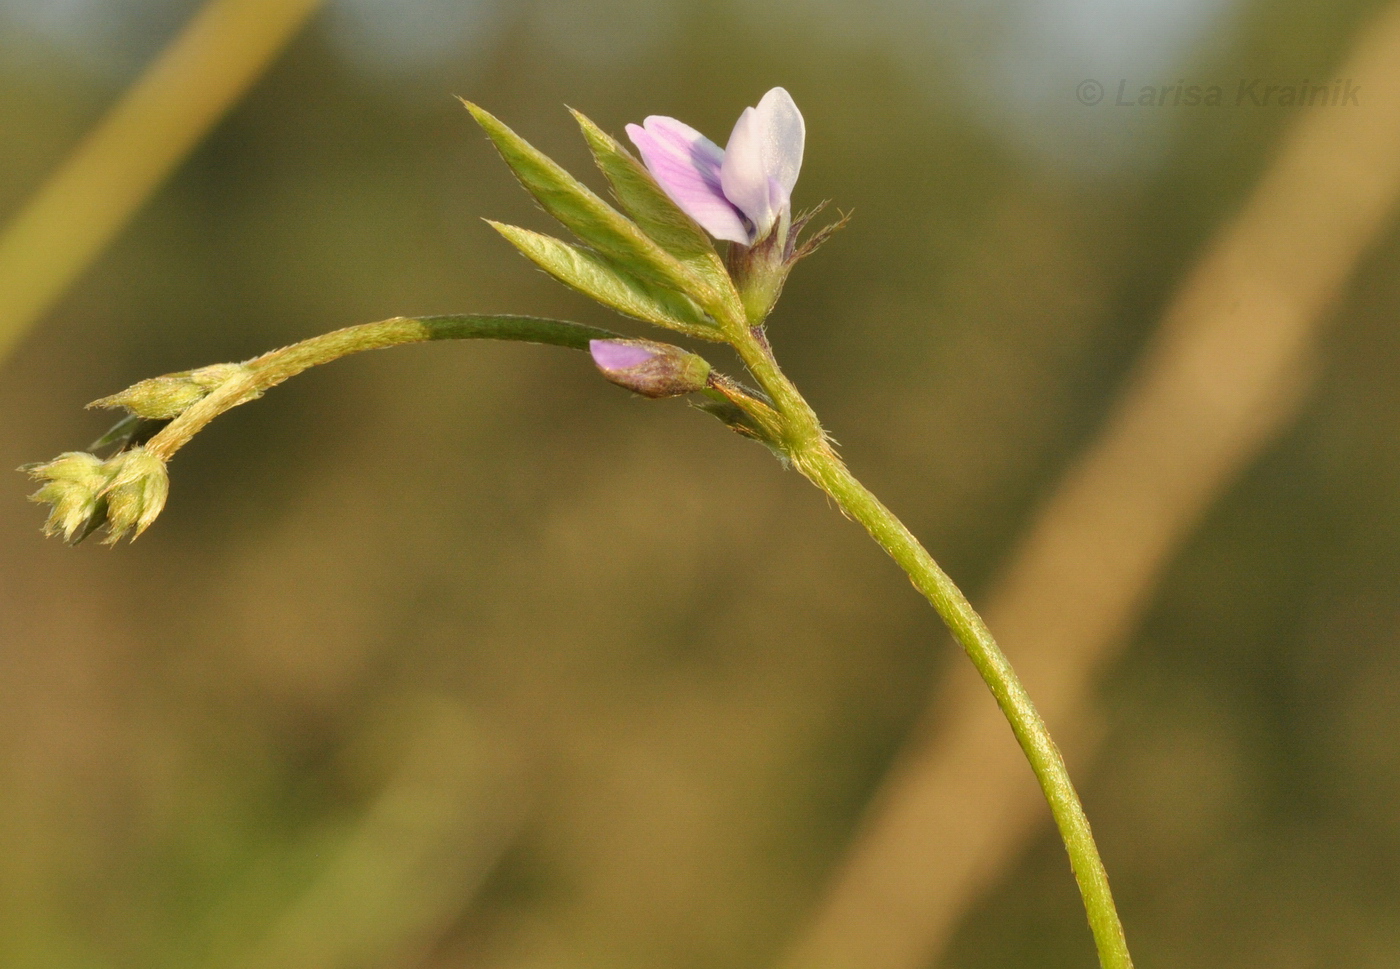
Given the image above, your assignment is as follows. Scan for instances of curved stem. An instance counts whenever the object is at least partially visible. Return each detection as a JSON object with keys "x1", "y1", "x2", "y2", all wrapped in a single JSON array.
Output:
[
  {"x1": 91, "y1": 304, "x2": 1135, "y2": 967},
  {"x1": 796, "y1": 450, "x2": 1132, "y2": 969},
  {"x1": 738, "y1": 330, "x2": 1133, "y2": 969},
  {"x1": 142, "y1": 314, "x2": 617, "y2": 462}
]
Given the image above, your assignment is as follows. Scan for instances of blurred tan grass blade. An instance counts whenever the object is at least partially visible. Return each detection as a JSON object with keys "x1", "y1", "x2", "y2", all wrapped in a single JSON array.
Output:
[
  {"x1": 0, "y1": 0, "x2": 326, "y2": 364},
  {"x1": 781, "y1": 5, "x2": 1400, "y2": 969}
]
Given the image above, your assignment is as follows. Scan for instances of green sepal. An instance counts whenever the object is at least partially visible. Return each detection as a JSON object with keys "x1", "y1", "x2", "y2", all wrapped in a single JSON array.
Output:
[
  {"x1": 692, "y1": 372, "x2": 784, "y2": 447},
  {"x1": 487, "y1": 222, "x2": 721, "y2": 340},
  {"x1": 569, "y1": 109, "x2": 736, "y2": 302},
  {"x1": 462, "y1": 100, "x2": 729, "y2": 327},
  {"x1": 90, "y1": 413, "x2": 163, "y2": 452}
]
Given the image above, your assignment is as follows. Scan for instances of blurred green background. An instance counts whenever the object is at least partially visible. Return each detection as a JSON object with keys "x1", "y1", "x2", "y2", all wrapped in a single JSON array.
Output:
[{"x1": 3, "y1": 0, "x2": 1400, "y2": 967}]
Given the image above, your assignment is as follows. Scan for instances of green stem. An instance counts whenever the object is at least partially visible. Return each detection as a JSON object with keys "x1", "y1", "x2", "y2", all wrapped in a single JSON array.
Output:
[
  {"x1": 737, "y1": 330, "x2": 1133, "y2": 969},
  {"x1": 143, "y1": 314, "x2": 617, "y2": 462},
  {"x1": 117, "y1": 306, "x2": 1134, "y2": 967}
]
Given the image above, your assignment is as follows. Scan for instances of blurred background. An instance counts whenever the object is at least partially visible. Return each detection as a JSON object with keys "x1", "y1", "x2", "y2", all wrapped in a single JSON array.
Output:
[{"x1": 3, "y1": 0, "x2": 1400, "y2": 967}]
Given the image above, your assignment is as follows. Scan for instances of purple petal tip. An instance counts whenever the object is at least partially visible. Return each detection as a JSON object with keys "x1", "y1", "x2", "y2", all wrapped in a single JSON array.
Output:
[{"x1": 590, "y1": 340, "x2": 656, "y2": 371}]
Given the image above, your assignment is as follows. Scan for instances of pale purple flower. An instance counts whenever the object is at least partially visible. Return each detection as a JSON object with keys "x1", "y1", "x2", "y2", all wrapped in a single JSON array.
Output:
[{"x1": 626, "y1": 87, "x2": 804, "y2": 246}]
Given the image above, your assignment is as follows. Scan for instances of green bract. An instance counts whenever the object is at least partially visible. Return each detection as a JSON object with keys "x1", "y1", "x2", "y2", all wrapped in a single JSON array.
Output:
[
  {"x1": 569, "y1": 109, "x2": 734, "y2": 299},
  {"x1": 485, "y1": 222, "x2": 715, "y2": 337},
  {"x1": 88, "y1": 362, "x2": 248, "y2": 419},
  {"x1": 462, "y1": 100, "x2": 745, "y2": 338}
]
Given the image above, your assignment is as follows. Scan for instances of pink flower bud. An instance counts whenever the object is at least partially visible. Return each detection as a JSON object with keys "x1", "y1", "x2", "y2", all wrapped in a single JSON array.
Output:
[{"x1": 588, "y1": 339, "x2": 712, "y2": 398}]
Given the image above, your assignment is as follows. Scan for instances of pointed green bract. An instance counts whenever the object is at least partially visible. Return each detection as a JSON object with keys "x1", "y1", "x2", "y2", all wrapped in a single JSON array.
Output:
[
  {"x1": 462, "y1": 100, "x2": 733, "y2": 329},
  {"x1": 90, "y1": 412, "x2": 155, "y2": 452},
  {"x1": 487, "y1": 223, "x2": 720, "y2": 339},
  {"x1": 569, "y1": 109, "x2": 735, "y2": 300},
  {"x1": 89, "y1": 362, "x2": 248, "y2": 419}
]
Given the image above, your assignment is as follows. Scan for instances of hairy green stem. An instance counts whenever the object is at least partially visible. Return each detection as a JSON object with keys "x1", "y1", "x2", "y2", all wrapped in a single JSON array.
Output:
[
  {"x1": 143, "y1": 314, "x2": 617, "y2": 462},
  {"x1": 737, "y1": 329, "x2": 1134, "y2": 969},
  {"x1": 116, "y1": 306, "x2": 1133, "y2": 967}
]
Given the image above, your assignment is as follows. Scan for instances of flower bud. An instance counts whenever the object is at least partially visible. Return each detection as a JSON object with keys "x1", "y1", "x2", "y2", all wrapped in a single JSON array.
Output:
[
  {"x1": 99, "y1": 447, "x2": 170, "y2": 544},
  {"x1": 89, "y1": 362, "x2": 247, "y2": 419},
  {"x1": 589, "y1": 339, "x2": 712, "y2": 399},
  {"x1": 22, "y1": 451, "x2": 111, "y2": 543}
]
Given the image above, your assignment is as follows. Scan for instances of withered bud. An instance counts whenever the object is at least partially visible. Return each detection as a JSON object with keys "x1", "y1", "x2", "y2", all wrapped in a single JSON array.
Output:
[
  {"x1": 22, "y1": 447, "x2": 170, "y2": 545},
  {"x1": 22, "y1": 451, "x2": 111, "y2": 543},
  {"x1": 99, "y1": 447, "x2": 170, "y2": 544}
]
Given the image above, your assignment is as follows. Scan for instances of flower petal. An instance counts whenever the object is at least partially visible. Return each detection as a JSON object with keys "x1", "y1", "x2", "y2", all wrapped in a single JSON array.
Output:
[
  {"x1": 718, "y1": 107, "x2": 772, "y2": 239},
  {"x1": 755, "y1": 87, "x2": 804, "y2": 197},
  {"x1": 589, "y1": 339, "x2": 656, "y2": 371},
  {"x1": 720, "y1": 87, "x2": 804, "y2": 242},
  {"x1": 627, "y1": 117, "x2": 751, "y2": 244}
]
